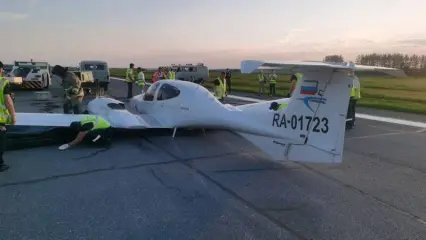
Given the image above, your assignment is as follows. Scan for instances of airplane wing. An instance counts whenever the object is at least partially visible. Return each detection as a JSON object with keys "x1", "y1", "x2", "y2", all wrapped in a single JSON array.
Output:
[
  {"x1": 354, "y1": 64, "x2": 401, "y2": 70},
  {"x1": 241, "y1": 60, "x2": 403, "y2": 74},
  {"x1": 15, "y1": 113, "x2": 87, "y2": 127},
  {"x1": 14, "y1": 112, "x2": 159, "y2": 129},
  {"x1": 240, "y1": 60, "x2": 352, "y2": 73}
]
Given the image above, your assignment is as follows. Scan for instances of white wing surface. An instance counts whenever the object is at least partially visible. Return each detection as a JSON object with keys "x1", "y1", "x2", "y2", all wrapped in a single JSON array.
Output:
[{"x1": 14, "y1": 112, "x2": 156, "y2": 129}]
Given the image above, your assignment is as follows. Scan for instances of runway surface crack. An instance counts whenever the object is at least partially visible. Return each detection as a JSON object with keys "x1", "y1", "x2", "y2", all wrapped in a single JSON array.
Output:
[
  {"x1": 346, "y1": 149, "x2": 426, "y2": 175},
  {"x1": 299, "y1": 162, "x2": 426, "y2": 227},
  {"x1": 142, "y1": 137, "x2": 308, "y2": 240},
  {"x1": 214, "y1": 167, "x2": 284, "y2": 174},
  {"x1": 73, "y1": 147, "x2": 111, "y2": 160},
  {"x1": 148, "y1": 168, "x2": 182, "y2": 195},
  {"x1": 0, "y1": 160, "x2": 180, "y2": 189}
]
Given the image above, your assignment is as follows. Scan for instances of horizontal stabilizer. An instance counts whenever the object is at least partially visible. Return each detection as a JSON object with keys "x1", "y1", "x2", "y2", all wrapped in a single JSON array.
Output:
[{"x1": 241, "y1": 60, "x2": 354, "y2": 74}]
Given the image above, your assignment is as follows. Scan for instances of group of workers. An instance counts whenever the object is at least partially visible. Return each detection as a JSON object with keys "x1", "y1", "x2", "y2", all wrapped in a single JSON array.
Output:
[
  {"x1": 50, "y1": 65, "x2": 112, "y2": 151},
  {"x1": 257, "y1": 70, "x2": 279, "y2": 97},
  {"x1": 0, "y1": 61, "x2": 113, "y2": 172},
  {"x1": 124, "y1": 63, "x2": 177, "y2": 99}
]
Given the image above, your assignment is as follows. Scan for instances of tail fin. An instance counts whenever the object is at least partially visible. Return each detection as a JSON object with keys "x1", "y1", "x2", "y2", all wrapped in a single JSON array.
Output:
[{"x1": 238, "y1": 60, "x2": 352, "y2": 163}]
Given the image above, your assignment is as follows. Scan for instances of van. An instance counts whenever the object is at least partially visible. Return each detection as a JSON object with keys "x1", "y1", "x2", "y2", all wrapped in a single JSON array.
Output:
[
  {"x1": 79, "y1": 60, "x2": 110, "y2": 90},
  {"x1": 168, "y1": 63, "x2": 209, "y2": 84}
]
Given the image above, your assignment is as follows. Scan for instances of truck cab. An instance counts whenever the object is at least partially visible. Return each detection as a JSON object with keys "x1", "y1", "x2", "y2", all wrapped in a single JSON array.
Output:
[
  {"x1": 170, "y1": 63, "x2": 209, "y2": 84},
  {"x1": 8, "y1": 61, "x2": 51, "y2": 89}
]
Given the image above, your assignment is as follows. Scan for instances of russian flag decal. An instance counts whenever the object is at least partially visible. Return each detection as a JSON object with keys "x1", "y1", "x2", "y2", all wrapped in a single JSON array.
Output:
[{"x1": 300, "y1": 80, "x2": 319, "y2": 95}]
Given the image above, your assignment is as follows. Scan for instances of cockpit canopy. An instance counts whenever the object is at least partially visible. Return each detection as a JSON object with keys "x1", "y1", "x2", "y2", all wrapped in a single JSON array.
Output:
[{"x1": 143, "y1": 81, "x2": 181, "y2": 101}]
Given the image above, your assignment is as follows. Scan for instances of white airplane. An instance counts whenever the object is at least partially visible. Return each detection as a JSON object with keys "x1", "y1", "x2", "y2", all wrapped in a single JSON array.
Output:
[{"x1": 15, "y1": 61, "x2": 359, "y2": 164}]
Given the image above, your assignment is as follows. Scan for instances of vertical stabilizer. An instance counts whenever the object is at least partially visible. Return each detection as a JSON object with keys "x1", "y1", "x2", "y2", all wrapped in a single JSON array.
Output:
[{"x1": 238, "y1": 61, "x2": 353, "y2": 163}]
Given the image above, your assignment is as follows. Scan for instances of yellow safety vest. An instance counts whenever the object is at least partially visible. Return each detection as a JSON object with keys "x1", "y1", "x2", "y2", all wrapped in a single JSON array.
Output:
[
  {"x1": 137, "y1": 72, "x2": 145, "y2": 86},
  {"x1": 351, "y1": 78, "x2": 361, "y2": 99},
  {"x1": 125, "y1": 68, "x2": 134, "y2": 82},
  {"x1": 269, "y1": 74, "x2": 277, "y2": 84},
  {"x1": 0, "y1": 77, "x2": 11, "y2": 124},
  {"x1": 214, "y1": 77, "x2": 224, "y2": 99},
  {"x1": 172, "y1": 71, "x2": 176, "y2": 79},
  {"x1": 167, "y1": 71, "x2": 174, "y2": 80},
  {"x1": 258, "y1": 74, "x2": 264, "y2": 82},
  {"x1": 80, "y1": 115, "x2": 111, "y2": 131},
  {"x1": 278, "y1": 103, "x2": 288, "y2": 110},
  {"x1": 295, "y1": 73, "x2": 303, "y2": 84}
]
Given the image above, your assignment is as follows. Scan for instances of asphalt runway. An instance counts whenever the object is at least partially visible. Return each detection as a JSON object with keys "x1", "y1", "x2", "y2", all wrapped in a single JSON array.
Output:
[{"x1": 0, "y1": 79, "x2": 426, "y2": 240}]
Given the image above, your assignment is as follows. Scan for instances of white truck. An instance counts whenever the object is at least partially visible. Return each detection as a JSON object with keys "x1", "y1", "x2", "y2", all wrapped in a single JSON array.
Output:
[
  {"x1": 78, "y1": 60, "x2": 110, "y2": 92},
  {"x1": 6, "y1": 61, "x2": 51, "y2": 89},
  {"x1": 166, "y1": 63, "x2": 209, "y2": 84}
]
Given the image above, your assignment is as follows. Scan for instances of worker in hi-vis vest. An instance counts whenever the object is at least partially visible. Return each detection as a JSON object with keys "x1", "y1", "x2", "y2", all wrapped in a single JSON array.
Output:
[
  {"x1": 171, "y1": 68, "x2": 176, "y2": 79},
  {"x1": 213, "y1": 72, "x2": 226, "y2": 102},
  {"x1": 125, "y1": 63, "x2": 135, "y2": 99},
  {"x1": 167, "y1": 68, "x2": 174, "y2": 80},
  {"x1": 268, "y1": 70, "x2": 277, "y2": 97},
  {"x1": 136, "y1": 67, "x2": 147, "y2": 94},
  {"x1": 289, "y1": 71, "x2": 303, "y2": 97},
  {"x1": 346, "y1": 72, "x2": 361, "y2": 130},
  {"x1": 59, "y1": 115, "x2": 112, "y2": 150},
  {"x1": 269, "y1": 102, "x2": 288, "y2": 111},
  {"x1": 223, "y1": 74, "x2": 227, "y2": 96},
  {"x1": 258, "y1": 70, "x2": 266, "y2": 96},
  {"x1": 0, "y1": 61, "x2": 16, "y2": 172}
]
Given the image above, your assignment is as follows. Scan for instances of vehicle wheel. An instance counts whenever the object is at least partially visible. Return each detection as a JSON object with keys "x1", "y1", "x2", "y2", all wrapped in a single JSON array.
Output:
[
  {"x1": 46, "y1": 74, "x2": 50, "y2": 89},
  {"x1": 43, "y1": 74, "x2": 49, "y2": 89},
  {"x1": 41, "y1": 75, "x2": 46, "y2": 90}
]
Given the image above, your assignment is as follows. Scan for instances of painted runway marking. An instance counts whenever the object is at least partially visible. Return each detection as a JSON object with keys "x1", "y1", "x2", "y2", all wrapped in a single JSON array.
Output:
[
  {"x1": 416, "y1": 128, "x2": 426, "y2": 133},
  {"x1": 367, "y1": 124, "x2": 404, "y2": 132},
  {"x1": 346, "y1": 132, "x2": 408, "y2": 140},
  {"x1": 111, "y1": 77, "x2": 426, "y2": 128}
]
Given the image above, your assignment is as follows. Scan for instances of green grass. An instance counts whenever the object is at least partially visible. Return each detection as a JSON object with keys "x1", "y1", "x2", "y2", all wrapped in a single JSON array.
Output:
[{"x1": 109, "y1": 68, "x2": 426, "y2": 115}]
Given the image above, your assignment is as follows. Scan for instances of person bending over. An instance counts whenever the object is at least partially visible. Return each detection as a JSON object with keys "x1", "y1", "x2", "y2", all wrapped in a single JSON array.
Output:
[{"x1": 59, "y1": 115, "x2": 112, "y2": 150}]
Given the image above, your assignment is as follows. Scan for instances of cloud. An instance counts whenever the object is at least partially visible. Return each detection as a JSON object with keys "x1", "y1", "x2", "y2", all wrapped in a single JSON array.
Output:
[
  {"x1": 0, "y1": 12, "x2": 28, "y2": 21},
  {"x1": 397, "y1": 39, "x2": 426, "y2": 46},
  {"x1": 278, "y1": 28, "x2": 311, "y2": 44}
]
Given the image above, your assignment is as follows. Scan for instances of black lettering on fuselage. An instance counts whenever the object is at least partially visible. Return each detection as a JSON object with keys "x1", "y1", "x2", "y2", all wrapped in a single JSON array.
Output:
[
  {"x1": 272, "y1": 113, "x2": 329, "y2": 134},
  {"x1": 272, "y1": 113, "x2": 280, "y2": 127},
  {"x1": 272, "y1": 113, "x2": 288, "y2": 128},
  {"x1": 279, "y1": 114, "x2": 287, "y2": 128}
]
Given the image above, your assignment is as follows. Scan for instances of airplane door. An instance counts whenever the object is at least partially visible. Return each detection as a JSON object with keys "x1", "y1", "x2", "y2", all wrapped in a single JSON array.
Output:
[
  {"x1": 137, "y1": 82, "x2": 161, "y2": 114},
  {"x1": 155, "y1": 83, "x2": 185, "y2": 123}
]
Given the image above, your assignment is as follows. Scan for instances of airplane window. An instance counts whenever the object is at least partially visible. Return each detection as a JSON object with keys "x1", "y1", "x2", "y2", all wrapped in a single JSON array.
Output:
[
  {"x1": 157, "y1": 83, "x2": 181, "y2": 101},
  {"x1": 143, "y1": 81, "x2": 161, "y2": 101},
  {"x1": 107, "y1": 103, "x2": 126, "y2": 109}
]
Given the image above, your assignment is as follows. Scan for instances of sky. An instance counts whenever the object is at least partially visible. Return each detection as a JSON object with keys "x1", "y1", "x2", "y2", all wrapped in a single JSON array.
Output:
[{"x1": 1, "y1": 0, "x2": 426, "y2": 68}]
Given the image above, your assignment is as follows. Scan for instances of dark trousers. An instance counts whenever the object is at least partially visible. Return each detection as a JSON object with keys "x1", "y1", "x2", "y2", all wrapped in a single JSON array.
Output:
[
  {"x1": 83, "y1": 127, "x2": 112, "y2": 147},
  {"x1": 346, "y1": 97, "x2": 357, "y2": 128},
  {"x1": 63, "y1": 103, "x2": 82, "y2": 114},
  {"x1": 0, "y1": 126, "x2": 6, "y2": 166},
  {"x1": 226, "y1": 77, "x2": 231, "y2": 93},
  {"x1": 127, "y1": 82, "x2": 133, "y2": 99},
  {"x1": 269, "y1": 83, "x2": 276, "y2": 96}
]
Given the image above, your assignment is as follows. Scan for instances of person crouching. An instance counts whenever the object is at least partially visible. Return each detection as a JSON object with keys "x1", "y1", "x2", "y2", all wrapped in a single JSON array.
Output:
[{"x1": 58, "y1": 115, "x2": 112, "y2": 150}]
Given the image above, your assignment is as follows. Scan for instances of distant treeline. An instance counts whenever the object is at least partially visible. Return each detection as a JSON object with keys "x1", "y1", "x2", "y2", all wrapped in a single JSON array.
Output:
[{"x1": 324, "y1": 53, "x2": 426, "y2": 76}]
